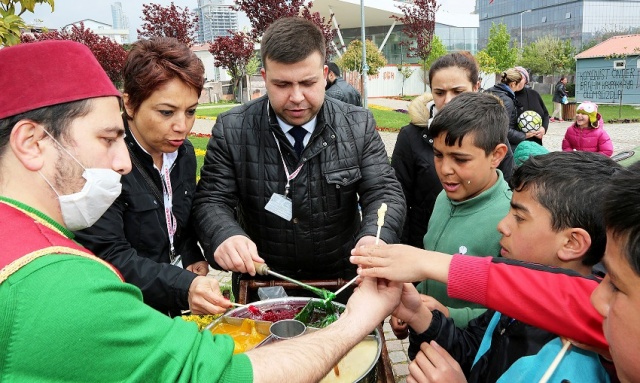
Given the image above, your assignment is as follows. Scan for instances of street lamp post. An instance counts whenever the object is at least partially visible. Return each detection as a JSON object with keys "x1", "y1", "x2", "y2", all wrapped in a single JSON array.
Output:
[
  {"x1": 520, "y1": 9, "x2": 531, "y2": 49},
  {"x1": 361, "y1": 0, "x2": 368, "y2": 108}
]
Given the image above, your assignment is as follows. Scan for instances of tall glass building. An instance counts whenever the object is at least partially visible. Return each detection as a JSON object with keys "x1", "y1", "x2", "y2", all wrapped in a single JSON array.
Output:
[
  {"x1": 476, "y1": 0, "x2": 640, "y2": 49},
  {"x1": 195, "y1": 0, "x2": 238, "y2": 43},
  {"x1": 110, "y1": 2, "x2": 129, "y2": 30}
]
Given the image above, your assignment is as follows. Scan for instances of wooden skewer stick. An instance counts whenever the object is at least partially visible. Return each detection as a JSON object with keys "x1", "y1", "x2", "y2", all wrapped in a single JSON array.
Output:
[
  {"x1": 334, "y1": 275, "x2": 358, "y2": 297},
  {"x1": 335, "y1": 203, "x2": 389, "y2": 299},
  {"x1": 228, "y1": 302, "x2": 248, "y2": 308},
  {"x1": 538, "y1": 339, "x2": 572, "y2": 383}
]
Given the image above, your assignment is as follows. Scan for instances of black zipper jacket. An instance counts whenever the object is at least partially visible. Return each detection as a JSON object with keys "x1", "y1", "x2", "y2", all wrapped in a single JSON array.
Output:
[{"x1": 74, "y1": 120, "x2": 203, "y2": 316}]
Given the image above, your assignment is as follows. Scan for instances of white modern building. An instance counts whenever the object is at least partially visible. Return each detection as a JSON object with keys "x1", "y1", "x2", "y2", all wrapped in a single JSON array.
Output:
[
  {"x1": 195, "y1": 0, "x2": 239, "y2": 43},
  {"x1": 63, "y1": 19, "x2": 129, "y2": 44}
]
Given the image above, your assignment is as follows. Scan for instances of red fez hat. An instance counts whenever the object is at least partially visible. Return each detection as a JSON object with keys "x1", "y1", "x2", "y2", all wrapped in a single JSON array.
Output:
[{"x1": 0, "y1": 40, "x2": 120, "y2": 120}]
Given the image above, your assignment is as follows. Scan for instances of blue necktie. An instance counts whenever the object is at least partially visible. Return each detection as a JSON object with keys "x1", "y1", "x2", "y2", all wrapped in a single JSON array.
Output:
[{"x1": 289, "y1": 125, "x2": 306, "y2": 157}]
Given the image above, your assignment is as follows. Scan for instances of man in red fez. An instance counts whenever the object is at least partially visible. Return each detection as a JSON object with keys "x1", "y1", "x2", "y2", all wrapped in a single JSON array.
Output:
[{"x1": 0, "y1": 39, "x2": 401, "y2": 383}]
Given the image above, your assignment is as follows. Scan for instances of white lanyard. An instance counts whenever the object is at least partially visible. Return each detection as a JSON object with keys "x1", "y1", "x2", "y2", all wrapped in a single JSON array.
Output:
[
  {"x1": 272, "y1": 132, "x2": 304, "y2": 197},
  {"x1": 160, "y1": 164, "x2": 177, "y2": 260}
]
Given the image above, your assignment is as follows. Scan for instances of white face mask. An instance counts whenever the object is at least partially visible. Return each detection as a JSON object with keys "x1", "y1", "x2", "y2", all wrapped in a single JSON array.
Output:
[{"x1": 40, "y1": 129, "x2": 123, "y2": 231}]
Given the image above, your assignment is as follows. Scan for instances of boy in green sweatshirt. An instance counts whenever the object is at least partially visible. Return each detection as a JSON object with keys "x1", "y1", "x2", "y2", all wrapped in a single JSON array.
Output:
[{"x1": 392, "y1": 92, "x2": 511, "y2": 338}]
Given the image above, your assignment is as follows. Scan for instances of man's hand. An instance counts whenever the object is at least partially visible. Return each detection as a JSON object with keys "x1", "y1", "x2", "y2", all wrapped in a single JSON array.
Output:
[
  {"x1": 214, "y1": 235, "x2": 263, "y2": 275},
  {"x1": 188, "y1": 276, "x2": 232, "y2": 315},
  {"x1": 408, "y1": 341, "x2": 467, "y2": 383},
  {"x1": 186, "y1": 260, "x2": 209, "y2": 276},
  {"x1": 344, "y1": 277, "x2": 401, "y2": 331}
]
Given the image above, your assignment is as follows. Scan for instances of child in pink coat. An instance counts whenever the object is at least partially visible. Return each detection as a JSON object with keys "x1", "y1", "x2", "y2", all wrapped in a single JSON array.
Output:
[{"x1": 562, "y1": 101, "x2": 613, "y2": 156}]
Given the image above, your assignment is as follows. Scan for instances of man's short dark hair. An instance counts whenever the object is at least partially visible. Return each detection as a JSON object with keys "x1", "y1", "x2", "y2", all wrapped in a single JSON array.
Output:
[
  {"x1": 261, "y1": 17, "x2": 326, "y2": 68},
  {"x1": 0, "y1": 100, "x2": 92, "y2": 157},
  {"x1": 429, "y1": 92, "x2": 508, "y2": 155},
  {"x1": 512, "y1": 151, "x2": 621, "y2": 266},
  {"x1": 327, "y1": 62, "x2": 340, "y2": 77},
  {"x1": 604, "y1": 162, "x2": 640, "y2": 275}
]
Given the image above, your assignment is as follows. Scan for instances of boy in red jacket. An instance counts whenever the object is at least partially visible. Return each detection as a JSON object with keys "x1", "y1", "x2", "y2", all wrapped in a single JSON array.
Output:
[{"x1": 352, "y1": 157, "x2": 640, "y2": 382}]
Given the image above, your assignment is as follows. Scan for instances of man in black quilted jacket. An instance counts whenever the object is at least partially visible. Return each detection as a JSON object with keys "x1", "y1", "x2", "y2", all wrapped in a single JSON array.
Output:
[
  {"x1": 192, "y1": 17, "x2": 405, "y2": 294},
  {"x1": 325, "y1": 62, "x2": 362, "y2": 106}
]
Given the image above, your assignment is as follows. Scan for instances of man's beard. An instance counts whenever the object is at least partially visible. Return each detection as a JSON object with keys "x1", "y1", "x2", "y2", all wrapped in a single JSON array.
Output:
[
  {"x1": 52, "y1": 148, "x2": 85, "y2": 196},
  {"x1": 325, "y1": 79, "x2": 334, "y2": 90}
]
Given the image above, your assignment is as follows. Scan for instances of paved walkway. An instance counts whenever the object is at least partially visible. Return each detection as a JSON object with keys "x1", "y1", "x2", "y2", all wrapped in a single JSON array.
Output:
[{"x1": 198, "y1": 98, "x2": 640, "y2": 382}]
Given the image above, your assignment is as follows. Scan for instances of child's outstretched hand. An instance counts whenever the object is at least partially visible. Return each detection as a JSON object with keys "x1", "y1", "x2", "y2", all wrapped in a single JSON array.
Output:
[
  {"x1": 390, "y1": 316, "x2": 409, "y2": 339},
  {"x1": 393, "y1": 283, "x2": 434, "y2": 335},
  {"x1": 351, "y1": 244, "x2": 452, "y2": 284}
]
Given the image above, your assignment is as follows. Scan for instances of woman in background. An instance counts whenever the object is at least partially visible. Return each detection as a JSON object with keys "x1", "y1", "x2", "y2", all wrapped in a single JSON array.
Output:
[
  {"x1": 485, "y1": 68, "x2": 538, "y2": 149},
  {"x1": 391, "y1": 52, "x2": 514, "y2": 250},
  {"x1": 551, "y1": 75, "x2": 568, "y2": 122},
  {"x1": 514, "y1": 66, "x2": 549, "y2": 145}
]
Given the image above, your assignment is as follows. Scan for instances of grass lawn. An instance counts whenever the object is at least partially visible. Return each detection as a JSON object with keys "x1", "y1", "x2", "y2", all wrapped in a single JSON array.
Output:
[
  {"x1": 539, "y1": 93, "x2": 640, "y2": 121},
  {"x1": 370, "y1": 106, "x2": 410, "y2": 130},
  {"x1": 196, "y1": 106, "x2": 235, "y2": 118},
  {"x1": 196, "y1": 103, "x2": 411, "y2": 130},
  {"x1": 188, "y1": 136, "x2": 210, "y2": 176}
]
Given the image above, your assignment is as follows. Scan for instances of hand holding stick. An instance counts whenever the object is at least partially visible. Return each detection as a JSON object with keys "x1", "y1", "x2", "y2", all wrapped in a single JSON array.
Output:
[{"x1": 333, "y1": 203, "x2": 390, "y2": 300}]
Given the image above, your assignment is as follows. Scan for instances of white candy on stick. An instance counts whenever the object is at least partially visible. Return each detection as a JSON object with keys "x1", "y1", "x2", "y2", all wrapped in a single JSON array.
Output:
[{"x1": 375, "y1": 203, "x2": 388, "y2": 245}]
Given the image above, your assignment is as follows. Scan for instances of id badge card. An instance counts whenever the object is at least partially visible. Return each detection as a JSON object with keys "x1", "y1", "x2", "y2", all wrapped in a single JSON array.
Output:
[
  {"x1": 170, "y1": 254, "x2": 183, "y2": 269},
  {"x1": 265, "y1": 193, "x2": 293, "y2": 221}
]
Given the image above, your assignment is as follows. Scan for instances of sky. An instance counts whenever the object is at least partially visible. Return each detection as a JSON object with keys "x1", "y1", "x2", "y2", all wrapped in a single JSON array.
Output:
[{"x1": 26, "y1": 0, "x2": 476, "y2": 40}]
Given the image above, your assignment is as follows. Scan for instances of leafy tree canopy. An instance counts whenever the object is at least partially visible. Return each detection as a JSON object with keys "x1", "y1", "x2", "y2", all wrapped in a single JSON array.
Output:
[
  {"x1": 338, "y1": 39, "x2": 386, "y2": 76},
  {"x1": 422, "y1": 35, "x2": 447, "y2": 72},
  {"x1": 233, "y1": 0, "x2": 335, "y2": 58},
  {"x1": 518, "y1": 35, "x2": 576, "y2": 76},
  {"x1": 392, "y1": 0, "x2": 438, "y2": 62},
  {"x1": 485, "y1": 22, "x2": 518, "y2": 72},
  {"x1": 20, "y1": 22, "x2": 127, "y2": 86},
  {"x1": 1, "y1": 0, "x2": 54, "y2": 46},
  {"x1": 138, "y1": 2, "x2": 198, "y2": 47},
  {"x1": 209, "y1": 31, "x2": 255, "y2": 99}
]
